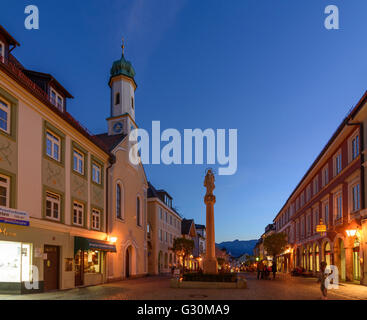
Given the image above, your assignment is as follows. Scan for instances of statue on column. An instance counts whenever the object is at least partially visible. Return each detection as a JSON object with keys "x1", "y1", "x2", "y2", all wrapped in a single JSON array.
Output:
[{"x1": 203, "y1": 168, "x2": 218, "y2": 274}]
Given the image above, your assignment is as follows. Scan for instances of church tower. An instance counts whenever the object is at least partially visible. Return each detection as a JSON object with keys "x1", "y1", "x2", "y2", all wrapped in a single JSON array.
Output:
[{"x1": 107, "y1": 40, "x2": 137, "y2": 136}]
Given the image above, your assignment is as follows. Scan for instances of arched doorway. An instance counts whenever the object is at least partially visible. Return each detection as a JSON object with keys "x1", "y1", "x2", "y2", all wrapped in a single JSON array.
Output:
[
  {"x1": 303, "y1": 248, "x2": 307, "y2": 269},
  {"x1": 314, "y1": 244, "x2": 320, "y2": 272},
  {"x1": 334, "y1": 238, "x2": 346, "y2": 281},
  {"x1": 125, "y1": 246, "x2": 132, "y2": 278},
  {"x1": 296, "y1": 247, "x2": 300, "y2": 267},
  {"x1": 308, "y1": 246, "x2": 313, "y2": 271},
  {"x1": 323, "y1": 241, "x2": 331, "y2": 266},
  {"x1": 353, "y1": 239, "x2": 361, "y2": 281}
]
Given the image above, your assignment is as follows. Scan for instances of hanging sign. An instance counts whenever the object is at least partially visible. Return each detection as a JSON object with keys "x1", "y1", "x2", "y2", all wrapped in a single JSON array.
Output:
[
  {"x1": 316, "y1": 220, "x2": 326, "y2": 233},
  {"x1": 0, "y1": 207, "x2": 29, "y2": 226}
]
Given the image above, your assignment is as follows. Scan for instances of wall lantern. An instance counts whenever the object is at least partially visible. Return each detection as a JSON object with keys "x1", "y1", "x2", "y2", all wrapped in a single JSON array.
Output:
[
  {"x1": 108, "y1": 236, "x2": 117, "y2": 243},
  {"x1": 346, "y1": 229, "x2": 357, "y2": 237}
]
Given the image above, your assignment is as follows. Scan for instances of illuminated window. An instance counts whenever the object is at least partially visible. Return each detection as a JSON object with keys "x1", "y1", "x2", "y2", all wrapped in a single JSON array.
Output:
[
  {"x1": 0, "y1": 174, "x2": 10, "y2": 207},
  {"x1": 45, "y1": 192, "x2": 60, "y2": 221},
  {"x1": 0, "y1": 99, "x2": 10, "y2": 134},
  {"x1": 46, "y1": 131, "x2": 60, "y2": 161},
  {"x1": 73, "y1": 201, "x2": 84, "y2": 226},
  {"x1": 83, "y1": 250, "x2": 101, "y2": 274}
]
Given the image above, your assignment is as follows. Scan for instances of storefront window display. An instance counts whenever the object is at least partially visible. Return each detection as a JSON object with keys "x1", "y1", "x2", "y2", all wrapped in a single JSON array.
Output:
[
  {"x1": 0, "y1": 241, "x2": 32, "y2": 283},
  {"x1": 83, "y1": 250, "x2": 101, "y2": 274}
]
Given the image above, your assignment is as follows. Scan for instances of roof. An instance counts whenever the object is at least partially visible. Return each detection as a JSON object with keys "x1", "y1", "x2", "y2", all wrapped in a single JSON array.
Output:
[
  {"x1": 147, "y1": 181, "x2": 159, "y2": 198},
  {"x1": 94, "y1": 133, "x2": 126, "y2": 152},
  {"x1": 22, "y1": 69, "x2": 74, "y2": 98},
  {"x1": 0, "y1": 25, "x2": 20, "y2": 47},
  {"x1": 181, "y1": 219, "x2": 194, "y2": 235},
  {"x1": 273, "y1": 90, "x2": 367, "y2": 222},
  {"x1": 195, "y1": 224, "x2": 205, "y2": 230}
]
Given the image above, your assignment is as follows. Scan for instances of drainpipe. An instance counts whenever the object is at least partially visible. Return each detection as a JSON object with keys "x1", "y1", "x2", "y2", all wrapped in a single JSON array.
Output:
[
  {"x1": 347, "y1": 122, "x2": 365, "y2": 210},
  {"x1": 105, "y1": 154, "x2": 115, "y2": 283}
]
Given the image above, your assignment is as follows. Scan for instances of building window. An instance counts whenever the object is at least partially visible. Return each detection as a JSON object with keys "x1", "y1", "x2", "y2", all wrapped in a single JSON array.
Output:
[
  {"x1": 334, "y1": 152, "x2": 342, "y2": 176},
  {"x1": 165, "y1": 211, "x2": 168, "y2": 223},
  {"x1": 313, "y1": 176, "x2": 319, "y2": 195},
  {"x1": 136, "y1": 196, "x2": 141, "y2": 226},
  {"x1": 159, "y1": 229, "x2": 162, "y2": 241},
  {"x1": 46, "y1": 131, "x2": 61, "y2": 161},
  {"x1": 0, "y1": 175, "x2": 10, "y2": 207},
  {"x1": 131, "y1": 97, "x2": 134, "y2": 109},
  {"x1": 165, "y1": 232, "x2": 168, "y2": 243},
  {"x1": 116, "y1": 184, "x2": 123, "y2": 219},
  {"x1": 115, "y1": 92, "x2": 120, "y2": 105},
  {"x1": 73, "y1": 202, "x2": 84, "y2": 226},
  {"x1": 335, "y1": 193, "x2": 343, "y2": 221},
  {"x1": 92, "y1": 163, "x2": 101, "y2": 184},
  {"x1": 0, "y1": 41, "x2": 4, "y2": 62},
  {"x1": 323, "y1": 202, "x2": 329, "y2": 228},
  {"x1": 307, "y1": 215, "x2": 311, "y2": 235},
  {"x1": 50, "y1": 89, "x2": 63, "y2": 112},
  {"x1": 306, "y1": 185, "x2": 311, "y2": 202},
  {"x1": 92, "y1": 208, "x2": 101, "y2": 230},
  {"x1": 170, "y1": 215, "x2": 172, "y2": 225},
  {"x1": 300, "y1": 192, "x2": 305, "y2": 207},
  {"x1": 159, "y1": 207, "x2": 163, "y2": 220},
  {"x1": 0, "y1": 99, "x2": 10, "y2": 134},
  {"x1": 352, "y1": 183, "x2": 360, "y2": 212},
  {"x1": 73, "y1": 150, "x2": 84, "y2": 175},
  {"x1": 351, "y1": 132, "x2": 360, "y2": 161},
  {"x1": 45, "y1": 192, "x2": 60, "y2": 221},
  {"x1": 322, "y1": 165, "x2": 329, "y2": 188}
]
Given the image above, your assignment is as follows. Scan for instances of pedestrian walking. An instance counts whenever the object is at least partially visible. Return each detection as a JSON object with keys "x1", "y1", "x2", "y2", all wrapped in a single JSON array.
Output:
[
  {"x1": 317, "y1": 261, "x2": 328, "y2": 300},
  {"x1": 272, "y1": 260, "x2": 277, "y2": 280}
]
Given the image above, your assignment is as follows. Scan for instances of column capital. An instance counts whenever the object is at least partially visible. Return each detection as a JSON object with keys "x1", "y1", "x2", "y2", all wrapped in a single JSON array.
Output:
[{"x1": 204, "y1": 194, "x2": 216, "y2": 204}]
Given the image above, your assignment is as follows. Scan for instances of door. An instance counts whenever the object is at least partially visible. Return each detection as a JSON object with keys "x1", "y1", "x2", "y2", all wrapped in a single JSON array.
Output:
[
  {"x1": 43, "y1": 245, "x2": 59, "y2": 291},
  {"x1": 74, "y1": 250, "x2": 83, "y2": 286},
  {"x1": 126, "y1": 248, "x2": 130, "y2": 278}
]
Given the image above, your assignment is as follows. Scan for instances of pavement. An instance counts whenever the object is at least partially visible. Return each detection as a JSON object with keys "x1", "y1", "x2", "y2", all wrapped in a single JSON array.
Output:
[{"x1": 1, "y1": 273, "x2": 367, "y2": 300}]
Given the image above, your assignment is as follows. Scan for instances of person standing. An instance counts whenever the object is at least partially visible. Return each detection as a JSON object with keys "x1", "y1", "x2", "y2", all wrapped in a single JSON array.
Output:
[
  {"x1": 317, "y1": 261, "x2": 328, "y2": 300},
  {"x1": 272, "y1": 260, "x2": 277, "y2": 280}
]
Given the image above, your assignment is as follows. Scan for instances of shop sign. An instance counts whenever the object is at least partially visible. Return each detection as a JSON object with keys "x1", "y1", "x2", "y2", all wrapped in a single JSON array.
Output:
[
  {"x1": 0, "y1": 207, "x2": 29, "y2": 226},
  {"x1": 316, "y1": 223, "x2": 326, "y2": 233},
  {"x1": 0, "y1": 224, "x2": 16, "y2": 237}
]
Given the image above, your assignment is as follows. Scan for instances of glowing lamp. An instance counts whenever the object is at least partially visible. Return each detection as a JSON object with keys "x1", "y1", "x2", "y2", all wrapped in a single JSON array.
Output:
[
  {"x1": 346, "y1": 229, "x2": 357, "y2": 237},
  {"x1": 109, "y1": 236, "x2": 117, "y2": 243}
]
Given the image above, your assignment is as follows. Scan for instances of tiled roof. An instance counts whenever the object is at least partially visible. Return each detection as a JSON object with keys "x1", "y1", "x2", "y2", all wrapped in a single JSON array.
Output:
[
  {"x1": 181, "y1": 219, "x2": 194, "y2": 235},
  {"x1": 94, "y1": 133, "x2": 126, "y2": 151}
]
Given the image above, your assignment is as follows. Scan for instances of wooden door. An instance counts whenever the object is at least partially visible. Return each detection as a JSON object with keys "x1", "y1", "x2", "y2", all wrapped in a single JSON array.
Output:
[{"x1": 43, "y1": 245, "x2": 59, "y2": 291}]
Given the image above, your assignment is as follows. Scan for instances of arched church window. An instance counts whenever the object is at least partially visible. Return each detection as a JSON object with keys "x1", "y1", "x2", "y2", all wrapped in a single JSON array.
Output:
[
  {"x1": 115, "y1": 92, "x2": 120, "y2": 105},
  {"x1": 116, "y1": 183, "x2": 123, "y2": 219},
  {"x1": 137, "y1": 196, "x2": 141, "y2": 226}
]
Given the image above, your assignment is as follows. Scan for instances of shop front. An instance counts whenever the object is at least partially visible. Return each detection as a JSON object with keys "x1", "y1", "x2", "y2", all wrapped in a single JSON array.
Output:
[{"x1": 74, "y1": 236, "x2": 116, "y2": 287}]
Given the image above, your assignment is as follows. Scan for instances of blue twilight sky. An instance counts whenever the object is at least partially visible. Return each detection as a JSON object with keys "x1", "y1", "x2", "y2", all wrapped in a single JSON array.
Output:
[{"x1": 2, "y1": 0, "x2": 367, "y2": 242}]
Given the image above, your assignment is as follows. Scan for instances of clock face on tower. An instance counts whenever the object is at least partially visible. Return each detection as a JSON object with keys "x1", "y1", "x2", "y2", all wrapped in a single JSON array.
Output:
[{"x1": 113, "y1": 121, "x2": 123, "y2": 134}]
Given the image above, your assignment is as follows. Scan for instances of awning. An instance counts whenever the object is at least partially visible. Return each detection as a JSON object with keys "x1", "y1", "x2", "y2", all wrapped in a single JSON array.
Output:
[{"x1": 74, "y1": 236, "x2": 116, "y2": 254}]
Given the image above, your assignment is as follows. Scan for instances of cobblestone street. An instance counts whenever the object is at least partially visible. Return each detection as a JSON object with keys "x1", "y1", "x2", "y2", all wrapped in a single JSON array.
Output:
[{"x1": 1, "y1": 273, "x2": 367, "y2": 300}]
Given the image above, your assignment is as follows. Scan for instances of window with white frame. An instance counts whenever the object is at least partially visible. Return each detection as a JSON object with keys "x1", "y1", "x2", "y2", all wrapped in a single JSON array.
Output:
[
  {"x1": 73, "y1": 201, "x2": 84, "y2": 226},
  {"x1": 0, "y1": 174, "x2": 10, "y2": 207},
  {"x1": 45, "y1": 192, "x2": 61, "y2": 221},
  {"x1": 335, "y1": 192, "x2": 343, "y2": 221},
  {"x1": 50, "y1": 89, "x2": 64, "y2": 112},
  {"x1": 352, "y1": 183, "x2": 360, "y2": 212},
  {"x1": 0, "y1": 99, "x2": 10, "y2": 134},
  {"x1": 0, "y1": 41, "x2": 4, "y2": 62},
  {"x1": 322, "y1": 165, "x2": 329, "y2": 188},
  {"x1": 92, "y1": 163, "x2": 101, "y2": 184},
  {"x1": 334, "y1": 151, "x2": 342, "y2": 176},
  {"x1": 350, "y1": 132, "x2": 360, "y2": 161},
  {"x1": 92, "y1": 208, "x2": 101, "y2": 230},
  {"x1": 73, "y1": 149, "x2": 84, "y2": 175},
  {"x1": 46, "y1": 131, "x2": 61, "y2": 161}
]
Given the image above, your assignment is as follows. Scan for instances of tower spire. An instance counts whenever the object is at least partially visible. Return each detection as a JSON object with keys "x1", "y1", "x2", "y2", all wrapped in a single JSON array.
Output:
[{"x1": 121, "y1": 37, "x2": 125, "y2": 56}]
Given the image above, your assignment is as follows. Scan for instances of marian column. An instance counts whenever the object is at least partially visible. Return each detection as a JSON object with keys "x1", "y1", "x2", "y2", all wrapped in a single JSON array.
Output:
[{"x1": 203, "y1": 169, "x2": 218, "y2": 274}]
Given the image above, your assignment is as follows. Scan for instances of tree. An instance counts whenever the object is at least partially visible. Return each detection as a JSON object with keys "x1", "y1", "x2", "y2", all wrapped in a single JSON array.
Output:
[
  {"x1": 172, "y1": 237, "x2": 194, "y2": 274},
  {"x1": 263, "y1": 232, "x2": 288, "y2": 258}
]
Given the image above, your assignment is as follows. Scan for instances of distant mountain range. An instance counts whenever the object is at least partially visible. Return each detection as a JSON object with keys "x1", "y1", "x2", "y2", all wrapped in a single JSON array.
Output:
[{"x1": 216, "y1": 239, "x2": 257, "y2": 257}]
